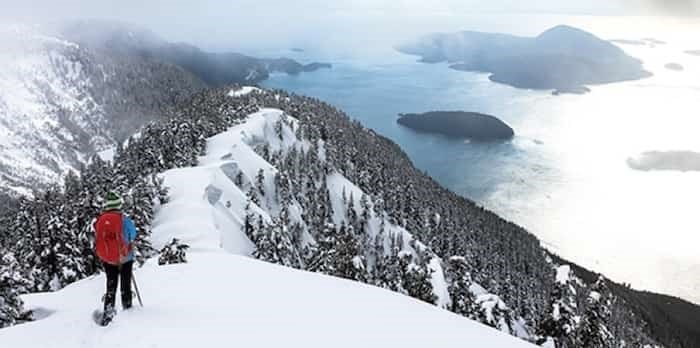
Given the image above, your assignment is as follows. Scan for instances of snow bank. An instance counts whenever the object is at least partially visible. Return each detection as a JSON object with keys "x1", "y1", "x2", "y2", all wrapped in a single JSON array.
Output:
[
  {"x1": 556, "y1": 265, "x2": 571, "y2": 284},
  {"x1": 227, "y1": 86, "x2": 261, "y2": 97},
  {"x1": 0, "y1": 253, "x2": 533, "y2": 348},
  {"x1": 97, "y1": 147, "x2": 115, "y2": 162}
]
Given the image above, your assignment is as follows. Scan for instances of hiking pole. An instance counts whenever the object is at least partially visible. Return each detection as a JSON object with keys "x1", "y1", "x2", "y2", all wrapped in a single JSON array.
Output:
[{"x1": 132, "y1": 273, "x2": 144, "y2": 307}]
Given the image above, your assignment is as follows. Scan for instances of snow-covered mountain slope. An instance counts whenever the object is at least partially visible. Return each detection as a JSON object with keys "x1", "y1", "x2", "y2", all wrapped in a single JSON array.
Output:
[
  {"x1": 0, "y1": 21, "x2": 331, "y2": 196},
  {"x1": 0, "y1": 25, "x2": 205, "y2": 194},
  {"x1": 150, "y1": 107, "x2": 527, "y2": 336},
  {"x1": 0, "y1": 107, "x2": 534, "y2": 348},
  {"x1": 0, "y1": 255, "x2": 533, "y2": 348}
]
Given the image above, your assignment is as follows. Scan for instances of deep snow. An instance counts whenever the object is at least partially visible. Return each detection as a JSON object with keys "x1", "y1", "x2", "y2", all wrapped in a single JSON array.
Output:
[
  {"x1": 0, "y1": 107, "x2": 534, "y2": 348},
  {"x1": 0, "y1": 253, "x2": 533, "y2": 348}
]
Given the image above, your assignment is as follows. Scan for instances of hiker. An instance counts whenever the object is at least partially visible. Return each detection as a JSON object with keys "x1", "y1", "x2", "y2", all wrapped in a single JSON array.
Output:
[{"x1": 94, "y1": 191, "x2": 137, "y2": 325}]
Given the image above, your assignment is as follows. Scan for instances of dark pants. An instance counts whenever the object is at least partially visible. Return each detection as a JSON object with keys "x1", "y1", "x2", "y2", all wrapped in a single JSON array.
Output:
[{"x1": 103, "y1": 261, "x2": 133, "y2": 312}]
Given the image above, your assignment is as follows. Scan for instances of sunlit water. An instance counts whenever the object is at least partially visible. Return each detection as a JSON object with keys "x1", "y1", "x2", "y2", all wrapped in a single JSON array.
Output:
[{"x1": 260, "y1": 15, "x2": 700, "y2": 304}]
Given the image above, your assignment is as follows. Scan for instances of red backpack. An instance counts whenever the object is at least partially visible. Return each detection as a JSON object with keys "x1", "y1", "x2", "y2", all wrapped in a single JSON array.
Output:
[{"x1": 95, "y1": 211, "x2": 128, "y2": 265}]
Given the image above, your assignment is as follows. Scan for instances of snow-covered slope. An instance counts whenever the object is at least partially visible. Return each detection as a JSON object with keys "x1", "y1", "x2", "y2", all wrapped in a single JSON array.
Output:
[
  {"x1": 0, "y1": 26, "x2": 108, "y2": 193},
  {"x1": 0, "y1": 254, "x2": 532, "y2": 348},
  {"x1": 0, "y1": 107, "x2": 534, "y2": 347},
  {"x1": 0, "y1": 24, "x2": 204, "y2": 194}
]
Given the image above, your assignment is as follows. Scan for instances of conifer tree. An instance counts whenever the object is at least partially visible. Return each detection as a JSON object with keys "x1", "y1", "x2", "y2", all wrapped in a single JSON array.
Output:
[
  {"x1": 578, "y1": 275, "x2": 613, "y2": 348},
  {"x1": 399, "y1": 251, "x2": 437, "y2": 304},
  {"x1": 306, "y1": 222, "x2": 337, "y2": 275},
  {"x1": 249, "y1": 219, "x2": 301, "y2": 269},
  {"x1": 158, "y1": 238, "x2": 190, "y2": 265},
  {"x1": 0, "y1": 252, "x2": 31, "y2": 328},
  {"x1": 536, "y1": 266, "x2": 579, "y2": 347},
  {"x1": 337, "y1": 224, "x2": 369, "y2": 281},
  {"x1": 446, "y1": 256, "x2": 479, "y2": 319}
]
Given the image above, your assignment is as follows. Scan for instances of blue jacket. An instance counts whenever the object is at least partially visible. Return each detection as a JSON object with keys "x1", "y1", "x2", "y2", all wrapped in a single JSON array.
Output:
[{"x1": 122, "y1": 215, "x2": 137, "y2": 262}]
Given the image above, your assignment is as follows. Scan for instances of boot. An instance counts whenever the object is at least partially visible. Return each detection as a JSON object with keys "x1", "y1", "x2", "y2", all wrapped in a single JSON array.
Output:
[
  {"x1": 122, "y1": 290, "x2": 133, "y2": 310},
  {"x1": 101, "y1": 293, "x2": 116, "y2": 326}
]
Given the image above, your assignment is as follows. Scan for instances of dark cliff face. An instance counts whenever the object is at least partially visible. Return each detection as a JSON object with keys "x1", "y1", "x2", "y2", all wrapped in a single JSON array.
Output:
[
  {"x1": 397, "y1": 111, "x2": 514, "y2": 141},
  {"x1": 397, "y1": 25, "x2": 652, "y2": 92}
]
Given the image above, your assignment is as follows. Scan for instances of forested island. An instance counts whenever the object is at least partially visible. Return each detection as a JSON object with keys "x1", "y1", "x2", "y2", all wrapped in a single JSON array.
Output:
[
  {"x1": 397, "y1": 111, "x2": 514, "y2": 141},
  {"x1": 397, "y1": 25, "x2": 652, "y2": 94}
]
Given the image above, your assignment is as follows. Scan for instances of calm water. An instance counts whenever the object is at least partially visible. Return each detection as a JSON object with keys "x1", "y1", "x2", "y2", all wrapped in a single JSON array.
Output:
[{"x1": 261, "y1": 15, "x2": 700, "y2": 303}]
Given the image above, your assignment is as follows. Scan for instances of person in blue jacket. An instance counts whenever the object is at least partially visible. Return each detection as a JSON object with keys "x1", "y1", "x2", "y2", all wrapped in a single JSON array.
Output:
[{"x1": 94, "y1": 191, "x2": 137, "y2": 324}]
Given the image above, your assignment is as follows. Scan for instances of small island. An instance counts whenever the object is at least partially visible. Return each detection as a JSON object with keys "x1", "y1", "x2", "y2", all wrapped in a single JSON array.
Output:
[
  {"x1": 627, "y1": 151, "x2": 700, "y2": 172},
  {"x1": 665, "y1": 63, "x2": 684, "y2": 71},
  {"x1": 397, "y1": 25, "x2": 652, "y2": 94},
  {"x1": 302, "y1": 62, "x2": 332, "y2": 72},
  {"x1": 552, "y1": 86, "x2": 591, "y2": 95},
  {"x1": 397, "y1": 111, "x2": 514, "y2": 141}
]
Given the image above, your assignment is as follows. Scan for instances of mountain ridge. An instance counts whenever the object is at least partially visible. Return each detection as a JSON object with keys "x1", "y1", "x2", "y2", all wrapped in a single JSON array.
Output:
[{"x1": 0, "y1": 21, "x2": 330, "y2": 195}]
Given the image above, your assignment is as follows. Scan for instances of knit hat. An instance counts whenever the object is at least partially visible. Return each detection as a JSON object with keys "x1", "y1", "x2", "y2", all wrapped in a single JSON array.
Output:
[{"x1": 104, "y1": 191, "x2": 123, "y2": 211}]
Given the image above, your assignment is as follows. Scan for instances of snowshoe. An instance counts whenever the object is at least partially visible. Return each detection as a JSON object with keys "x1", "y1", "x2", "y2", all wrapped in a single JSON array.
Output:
[{"x1": 93, "y1": 309, "x2": 116, "y2": 326}]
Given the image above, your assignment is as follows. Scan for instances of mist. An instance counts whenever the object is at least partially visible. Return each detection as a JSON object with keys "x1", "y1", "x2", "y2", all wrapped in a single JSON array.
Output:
[{"x1": 1, "y1": 1, "x2": 699, "y2": 57}]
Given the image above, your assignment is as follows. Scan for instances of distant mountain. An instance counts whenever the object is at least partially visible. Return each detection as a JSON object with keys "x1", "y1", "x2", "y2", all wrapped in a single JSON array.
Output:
[
  {"x1": 397, "y1": 111, "x2": 514, "y2": 141},
  {"x1": 397, "y1": 25, "x2": 652, "y2": 93},
  {"x1": 59, "y1": 20, "x2": 331, "y2": 86},
  {"x1": 0, "y1": 24, "x2": 205, "y2": 194}
]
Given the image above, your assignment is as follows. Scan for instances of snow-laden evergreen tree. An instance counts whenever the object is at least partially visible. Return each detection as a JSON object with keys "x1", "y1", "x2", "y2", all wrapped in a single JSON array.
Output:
[
  {"x1": 47, "y1": 213, "x2": 88, "y2": 288},
  {"x1": 373, "y1": 233, "x2": 404, "y2": 292},
  {"x1": 446, "y1": 256, "x2": 479, "y2": 319},
  {"x1": 126, "y1": 176, "x2": 159, "y2": 265},
  {"x1": 0, "y1": 251, "x2": 31, "y2": 328},
  {"x1": 158, "y1": 238, "x2": 190, "y2": 265},
  {"x1": 399, "y1": 251, "x2": 437, "y2": 304},
  {"x1": 536, "y1": 265, "x2": 579, "y2": 347},
  {"x1": 577, "y1": 275, "x2": 614, "y2": 348},
  {"x1": 333, "y1": 223, "x2": 367, "y2": 281},
  {"x1": 256, "y1": 169, "x2": 266, "y2": 197},
  {"x1": 248, "y1": 218, "x2": 301, "y2": 269},
  {"x1": 305, "y1": 222, "x2": 337, "y2": 275}
]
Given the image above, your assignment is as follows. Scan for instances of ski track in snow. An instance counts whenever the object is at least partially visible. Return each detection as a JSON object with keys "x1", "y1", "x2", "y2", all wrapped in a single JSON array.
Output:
[{"x1": 0, "y1": 108, "x2": 534, "y2": 348}]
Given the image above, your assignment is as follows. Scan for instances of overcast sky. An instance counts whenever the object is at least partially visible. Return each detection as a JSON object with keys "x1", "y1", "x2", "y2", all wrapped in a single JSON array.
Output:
[{"x1": 2, "y1": 0, "x2": 699, "y2": 52}]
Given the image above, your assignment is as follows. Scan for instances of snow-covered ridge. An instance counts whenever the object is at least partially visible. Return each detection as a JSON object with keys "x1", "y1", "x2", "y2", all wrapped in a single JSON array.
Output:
[
  {"x1": 0, "y1": 108, "x2": 534, "y2": 348},
  {"x1": 155, "y1": 107, "x2": 528, "y2": 335}
]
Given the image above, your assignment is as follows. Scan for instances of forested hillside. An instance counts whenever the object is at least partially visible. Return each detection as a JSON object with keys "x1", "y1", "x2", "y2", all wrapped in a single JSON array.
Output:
[
  {"x1": 2, "y1": 86, "x2": 699, "y2": 347},
  {"x1": 0, "y1": 21, "x2": 329, "y2": 195}
]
